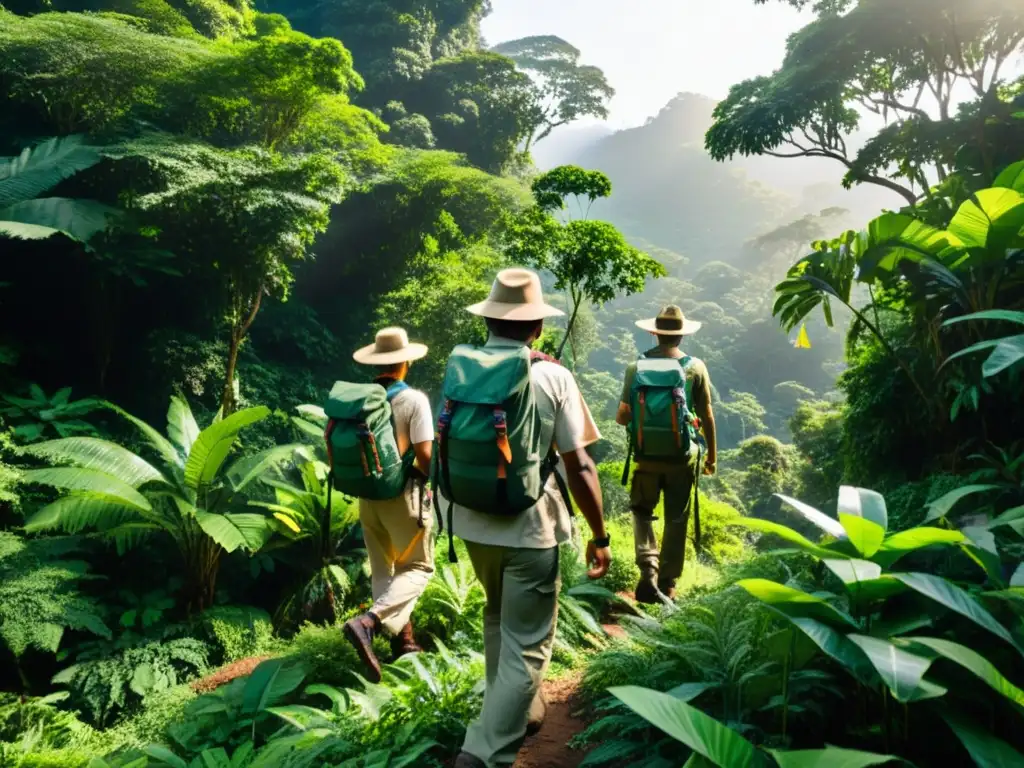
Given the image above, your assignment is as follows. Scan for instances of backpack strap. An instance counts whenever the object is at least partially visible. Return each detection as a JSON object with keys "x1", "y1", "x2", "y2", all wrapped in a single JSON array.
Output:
[
  {"x1": 384, "y1": 380, "x2": 409, "y2": 401},
  {"x1": 530, "y1": 350, "x2": 574, "y2": 513}
]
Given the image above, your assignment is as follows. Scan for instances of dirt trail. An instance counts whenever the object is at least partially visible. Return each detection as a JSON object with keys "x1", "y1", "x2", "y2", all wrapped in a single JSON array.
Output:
[{"x1": 513, "y1": 672, "x2": 588, "y2": 768}]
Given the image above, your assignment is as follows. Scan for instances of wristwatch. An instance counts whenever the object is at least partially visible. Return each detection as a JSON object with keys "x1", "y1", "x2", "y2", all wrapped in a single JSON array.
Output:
[{"x1": 592, "y1": 534, "x2": 611, "y2": 548}]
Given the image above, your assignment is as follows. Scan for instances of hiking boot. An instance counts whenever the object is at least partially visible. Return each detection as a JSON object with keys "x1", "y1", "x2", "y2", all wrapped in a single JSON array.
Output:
[
  {"x1": 526, "y1": 689, "x2": 547, "y2": 736},
  {"x1": 343, "y1": 613, "x2": 382, "y2": 683},
  {"x1": 454, "y1": 752, "x2": 487, "y2": 768},
  {"x1": 390, "y1": 622, "x2": 422, "y2": 660},
  {"x1": 635, "y1": 578, "x2": 661, "y2": 605}
]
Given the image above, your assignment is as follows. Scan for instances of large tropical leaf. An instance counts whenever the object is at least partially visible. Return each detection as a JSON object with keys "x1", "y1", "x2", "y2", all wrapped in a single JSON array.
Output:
[
  {"x1": 226, "y1": 444, "x2": 306, "y2": 492},
  {"x1": 0, "y1": 198, "x2": 118, "y2": 242},
  {"x1": 923, "y1": 484, "x2": 1001, "y2": 522},
  {"x1": 837, "y1": 486, "x2": 888, "y2": 531},
  {"x1": 241, "y1": 658, "x2": 307, "y2": 715},
  {"x1": 166, "y1": 396, "x2": 200, "y2": 457},
  {"x1": 0, "y1": 136, "x2": 102, "y2": 206},
  {"x1": 184, "y1": 407, "x2": 270, "y2": 493},
  {"x1": 774, "y1": 494, "x2": 847, "y2": 539},
  {"x1": 941, "y1": 711, "x2": 1024, "y2": 767},
  {"x1": 24, "y1": 493, "x2": 148, "y2": 534},
  {"x1": 838, "y1": 514, "x2": 885, "y2": 558},
  {"x1": 894, "y1": 573, "x2": 1022, "y2": 654},
  {"x1": 948, "y1": 188, "x2": 1024, "y2": 251},
  {"x1": 846, "y1": 635, "x2": 945, "y2": 703},
  {"x1": 994, "y1": 160, "x2": 1024, "y2": 192},
  {"x1": 195, "y1": 512, "x2": 272, "y2": 553},
  {"x1": 101, "y1": 402, "x2": 184, "y2": 473},
  {"x1": 732, "y1": 518, "x2": 844, "y2": 560},
  {"x1": 856, "y1": 213, "x2": 961, "y2": 281},
  {"x1": 610, "y1": 686, "x2": 760, "y2": 768},
  {"x1": 768, "y1": 747, "x2": 901, "y2": 767},
  {"x1": 873, "y1": 528, "x2": 968, "y2": 568},
  {"x1": 23, "y1": 437, "x2": 167, "y2": 488},
  {"x1": 788, "y1": 617, "x2": 879, "y2": 686},
  {"x1": 901, "y1": 637, "x2": 1024, "y2": 707},
  {"x1": 735, "y1": 580, "x2": 858, "y2": 629},
  {"x1": 21, "y1": 468, "x2": 151, "y2": 512}
]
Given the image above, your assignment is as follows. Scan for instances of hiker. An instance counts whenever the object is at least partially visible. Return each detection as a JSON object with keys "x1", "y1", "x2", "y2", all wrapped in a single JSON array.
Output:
[
  {"x1": 434, "y1": 268, "x2": 610, "y2": 768},
  {"x1": 327, "y1": 327, "x2": 435, "y2": 683},
  {"x1": 616, "y1": 304, "x2": 717, "y2": 603}
]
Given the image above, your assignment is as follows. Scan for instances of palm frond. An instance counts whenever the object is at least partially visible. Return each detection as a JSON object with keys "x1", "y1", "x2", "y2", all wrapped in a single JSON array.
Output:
[
  {"x1": 25, "y1": 493, "x2": 150, "y2": 535},
  {"x1": 0, "y1": 136, "x2": 102, "y2": 206},
  {"x1": 195, "y1": 511, "x2": 272, "y2": 554},
  {"x1": 100, "y1": 402, "x2": 185, "y2": 474},
  {"x1": 23, "y1": 437, "x2": 168, "y2": 488},
  {"x1": 185, "y1": 407, "x2": 270, "y2": 493},
  {"x1": 225, "y1": 443, "x2": 305, "y2": 491},
  {"x1": 0, "y1": 198, "x2": 118, "y2": 242},
  {"x1": 21, "y1": 468, "x2": 152, "y2": 512},
  {"x1": 166, "y1": 395, "x2": 200, "y2": 457}
]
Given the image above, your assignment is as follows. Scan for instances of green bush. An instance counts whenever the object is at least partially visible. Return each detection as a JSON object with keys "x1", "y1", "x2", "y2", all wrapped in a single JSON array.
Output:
[
  {"x1": 286, "y1": 622, "x2": 361, "y2": 688},
  {"x1": 201, "y1": 605, "x2": 279, "y2": 663},
  {"x1": 596, "y1": 460, "x2": 630, "y2": 518}
]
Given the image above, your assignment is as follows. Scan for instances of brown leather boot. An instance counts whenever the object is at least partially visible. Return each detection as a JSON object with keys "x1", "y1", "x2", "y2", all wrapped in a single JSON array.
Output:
[
  {"x1": 454, "y1": 752, "x2": 486, "y2": 768},
  {"x1": 635, "y1": 577, "x2": 661, "y2": 605},
  {"x1": 343, "y1": 613, "x2": 382, "y2": 683},
  {"x1": 390, "y1": 622, "x2": 422, "y2": 659}
]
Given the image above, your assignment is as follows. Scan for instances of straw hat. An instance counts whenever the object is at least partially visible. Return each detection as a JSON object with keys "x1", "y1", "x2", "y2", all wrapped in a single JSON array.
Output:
[
  {"x1": 466, "y1": 268, "x2": 564, "y2": 321},
  {"x1": 635, "y1": 305, "x2": 702, "y2": 336},
  {"x1": 352, "y1": 327, "x2": 428, "y2": 366}
]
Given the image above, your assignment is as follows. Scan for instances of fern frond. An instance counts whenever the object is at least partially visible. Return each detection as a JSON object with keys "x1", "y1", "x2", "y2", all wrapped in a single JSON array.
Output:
[{"x1": 0, "y1": 136, "x2": 102, "y2": 206}]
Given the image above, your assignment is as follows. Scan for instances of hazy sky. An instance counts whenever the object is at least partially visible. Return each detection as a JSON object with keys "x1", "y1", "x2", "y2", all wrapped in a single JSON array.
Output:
[{"x1": 482, "y1": 0, "x2": 815, "y2": 128}]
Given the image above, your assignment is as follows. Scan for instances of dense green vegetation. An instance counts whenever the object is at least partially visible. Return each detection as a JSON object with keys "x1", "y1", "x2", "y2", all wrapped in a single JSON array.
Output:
[{"x1": 1, "y1": 0, "x2": 1023, "y2": 765}]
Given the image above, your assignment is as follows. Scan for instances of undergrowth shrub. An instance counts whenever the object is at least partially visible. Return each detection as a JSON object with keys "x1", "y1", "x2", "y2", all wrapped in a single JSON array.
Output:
[
  {"x1": 286, "y1": 622, "x2": 361, "y2": 688},
  {"x1": 201, "y1": 605, "x2": 279, "y2": 663}
]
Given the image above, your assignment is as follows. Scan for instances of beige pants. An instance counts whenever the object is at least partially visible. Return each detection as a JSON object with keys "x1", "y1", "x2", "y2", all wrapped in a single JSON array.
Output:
[
  {"x1": 358, "y1": 479, "x2": 434, "y2": 634},
  {"x1": 631, "y1": 466, "x2": 695, "y2": 590},
  {"x1": 461, "y1": 542, "x2": 559, "y2": 767}
]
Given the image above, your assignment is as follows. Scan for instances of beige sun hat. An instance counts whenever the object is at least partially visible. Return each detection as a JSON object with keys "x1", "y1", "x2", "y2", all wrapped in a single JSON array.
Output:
[
  {"x1": 466, "y1": 267, "x2": 564, "y2": 321},
  {"x1": 635, "y1": 305, "x2": 702, "y2": 336},
  {"x1": 352, "y1": 327, "x2": 428, "y2": 366}
]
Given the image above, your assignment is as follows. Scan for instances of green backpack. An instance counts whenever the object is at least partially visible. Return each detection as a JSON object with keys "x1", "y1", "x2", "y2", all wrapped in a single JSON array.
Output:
[
  {"x1": 323, "y1": 379, "x2": 413, "y2": 501},
  {"x1": 433, "y1": 345, "x2": 562, "y2": 560},
  {"x1": 626, "y1": 356, "x2": 701, "y2": 464}
]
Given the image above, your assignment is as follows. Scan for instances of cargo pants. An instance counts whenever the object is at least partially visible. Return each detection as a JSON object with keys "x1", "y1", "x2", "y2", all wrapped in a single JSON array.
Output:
[
  {"x1": 358, "y1": 478, "x2": 435, "y2": 634},
  {"x1": 460, "y1": 542, "x2": 559, "y2": 766},
  {"x1": 630, "y1": 461, "x2": 697, "y2": 590}
]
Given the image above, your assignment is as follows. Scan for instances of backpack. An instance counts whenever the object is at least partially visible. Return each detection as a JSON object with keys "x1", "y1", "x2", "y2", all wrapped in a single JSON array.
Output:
[
  {"x1": 626, "y1": 355, "x2": 701, "y2": 464},
  {"x1": 433, "y1": 345, "x2": 566, "y2": 561},
  {"x1": 621, "y1": 354, "x2": 707, "y2": 555},
  {"x1": 323, "y1": 379, "x2": 413, "y2": 501}
]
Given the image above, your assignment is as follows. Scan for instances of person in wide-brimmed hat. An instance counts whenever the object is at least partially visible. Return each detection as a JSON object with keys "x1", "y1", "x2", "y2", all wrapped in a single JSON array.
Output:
[
  {"x1": 342, "y1": 327, "x2": 435, "y2": 683},
  {"x1": 449, "y1": 269, "x2": 611, "y2": 768},
  {"x1": 616, "y1": 304, "x2": 718, "y2": 605}
]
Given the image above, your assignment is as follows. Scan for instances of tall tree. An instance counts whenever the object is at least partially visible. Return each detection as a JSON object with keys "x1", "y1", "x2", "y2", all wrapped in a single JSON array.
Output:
[
  {"x1": 490, "y1": 35, "x2": 615, "y2": 152},
  {"x1": 506, "y1": 165, "x2": 666, "y2": 362},
  {"x1": 707, "y1": 0, "x2": 1024, "y2": 207}
]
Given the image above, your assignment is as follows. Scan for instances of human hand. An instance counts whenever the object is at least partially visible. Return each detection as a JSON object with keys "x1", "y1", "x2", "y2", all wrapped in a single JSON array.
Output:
[
  {"x1": 703, "y1": 459, "x2": 716, "y2": 476},
  {"x1": 586, "y1": 539, "x2": 611, "y2": 579}
]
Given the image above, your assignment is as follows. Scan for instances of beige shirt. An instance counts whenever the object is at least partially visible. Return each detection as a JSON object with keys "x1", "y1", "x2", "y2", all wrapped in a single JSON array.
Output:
[
  {"x1": 446, "y1": 336, "x2": 601, "y2": 549},
  {"x1": 389, "y1": 387, "x2": 433, "y2": 455}
]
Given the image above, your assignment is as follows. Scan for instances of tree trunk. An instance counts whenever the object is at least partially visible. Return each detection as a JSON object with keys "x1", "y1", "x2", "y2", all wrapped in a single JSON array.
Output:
[
  {"x1": 555, "y1": 291, "x2": 582, "y2": 361},
  {"x1": 219, "y1": 287, "x2": 264, "y2": 417}
]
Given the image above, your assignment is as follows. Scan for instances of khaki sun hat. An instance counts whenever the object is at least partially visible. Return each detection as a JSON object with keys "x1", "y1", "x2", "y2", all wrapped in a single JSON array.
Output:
[
  {"x1": 635, "y1": 305, "x2": 702, "y2": 336},
  {"x1": 352, "y1": 327, "x2": 428, "y2": 366},
  {"x1": 466, "y1": 267, "x2": 565, "y2": 321}
]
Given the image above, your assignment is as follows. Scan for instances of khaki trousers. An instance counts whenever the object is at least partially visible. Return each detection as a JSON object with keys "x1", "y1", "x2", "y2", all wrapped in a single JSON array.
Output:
[
  {"x1": 358, "y1": 479, "x2": 434, "y2": 635},
  {"x1": 631, "y1": 465, "x2": 695, "y2": 590},
  {"x1": 461, "y1": 542, "x2": 559, "y2": 767}
]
